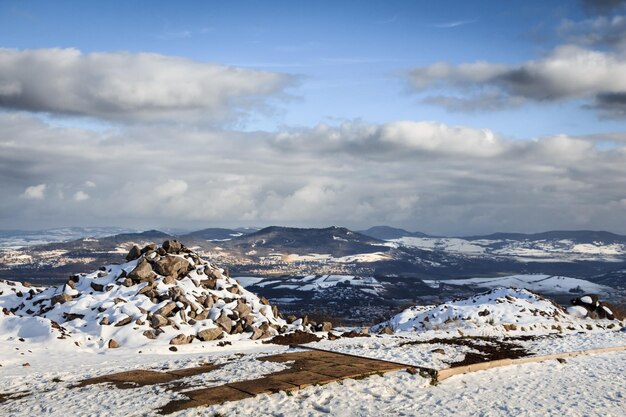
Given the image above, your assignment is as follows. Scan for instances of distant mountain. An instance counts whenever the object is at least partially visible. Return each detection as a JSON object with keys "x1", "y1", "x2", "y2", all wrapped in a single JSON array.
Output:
[
  {"x1": 359, "y1": 226, "x2": 430, "y2": 240},
  {"x1": 0, "y1": 227, "x2": 139, "y2": 249},
  {"x1": 226, "y1": 226, "x2": 388, "y2": 257},
  {"x1": 465, "y1": 230, "x2": 626, "y2": 244}
]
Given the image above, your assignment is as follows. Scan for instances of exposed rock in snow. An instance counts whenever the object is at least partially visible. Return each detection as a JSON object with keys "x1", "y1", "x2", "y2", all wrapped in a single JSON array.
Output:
[
  {"x1": 373, "y1": 288, "x2": 623, "y2": 336},
  {"x1": 0, "y1": 241, "x2": 308, "y2": 350}
]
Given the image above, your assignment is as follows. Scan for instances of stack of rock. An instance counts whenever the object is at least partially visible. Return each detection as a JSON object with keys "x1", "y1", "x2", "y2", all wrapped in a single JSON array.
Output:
[
  {"x1": 569, "y1": 294, "x2": 616, "y2": 320},
  {"x1": 7, "y1": 240, "x2": 310, "y2": 348}
]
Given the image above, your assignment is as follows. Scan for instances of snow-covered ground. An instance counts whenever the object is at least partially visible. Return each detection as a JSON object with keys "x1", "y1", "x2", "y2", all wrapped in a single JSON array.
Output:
[
  {"x1": 1, "y1": 329, "x2": 625, "y2": 416},
  {"x1": 2, "y1": 249, "x2": 625, "y2": 416},
  {"x1": 390, "y1": 236, "x2": 626, "y2": 262},
  {"x1": 249, "y1": 274, "x2": 385, "y2": 295},
  {"x1": 425, "y1": 274, "x2": 612, "y2": 295}
]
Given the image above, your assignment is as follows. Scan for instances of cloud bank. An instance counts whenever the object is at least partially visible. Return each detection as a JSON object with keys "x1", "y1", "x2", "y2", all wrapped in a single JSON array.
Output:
[{"x1": 2, "y1": 114, "x2": 626, "y2": 234}]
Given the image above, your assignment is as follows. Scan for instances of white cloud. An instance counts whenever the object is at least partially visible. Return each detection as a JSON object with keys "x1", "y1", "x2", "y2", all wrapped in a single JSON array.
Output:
[
  {"x1": 0, "y1": 48, "x2": 294, "y2": 124},
  {"x1": 84, "y1": 181, "x2": 96, "y2": 188},
  {"x1": 407, "y1": 45, "x2": 626, "y2": 117},
  {"x1": 73, "y1": 191, "x2": 90, "y2": 201},
  {"x1": 156, "y1": 179, "x2": 188, "y2": 199},
  {"x1": 21, "y1": 184, "x2": 46, "y2": 200}
]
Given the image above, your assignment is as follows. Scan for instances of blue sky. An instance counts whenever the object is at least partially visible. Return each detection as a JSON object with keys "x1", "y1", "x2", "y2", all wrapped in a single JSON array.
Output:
[
  {"x1": 1, "y1": 0, "x2": 622, "y2": 138},
  {"x1": 1, "y1": 0, "x2": 626, "y2": 233}
]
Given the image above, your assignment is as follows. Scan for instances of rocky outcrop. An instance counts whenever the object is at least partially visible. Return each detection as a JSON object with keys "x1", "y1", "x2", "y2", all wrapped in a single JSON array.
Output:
[{"x1": 4, "y1": 240, "x2": 310, "y2": 349}]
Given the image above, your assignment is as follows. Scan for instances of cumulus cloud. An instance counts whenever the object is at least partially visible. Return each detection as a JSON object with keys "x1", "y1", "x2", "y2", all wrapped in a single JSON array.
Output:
[
  {"x1": 407, "y1": 45, "x2": 626, "y2": 117},
  {"x1": 0, "y1": 48, "x2": 294, "y2": 124},
  {"x1": 21, "y1": 184, "x2": 46, "y2": 200},
  {"x1": 2, "y1": 114, "x2": 626, "y2": 234}
]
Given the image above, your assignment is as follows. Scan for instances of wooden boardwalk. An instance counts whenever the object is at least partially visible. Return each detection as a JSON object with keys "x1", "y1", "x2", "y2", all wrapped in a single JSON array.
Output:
[
  {"x1": 69, "y1": 344, "x2": 626, "y2": 415},
  {"x1": 158, "y1": 349, "x2": 413, "y2": 414}
]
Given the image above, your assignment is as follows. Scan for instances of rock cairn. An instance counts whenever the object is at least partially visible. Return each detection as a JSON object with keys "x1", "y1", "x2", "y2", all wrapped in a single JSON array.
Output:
[{"x1": 7, "y1": 240, "x2": 310, "y2": 347}]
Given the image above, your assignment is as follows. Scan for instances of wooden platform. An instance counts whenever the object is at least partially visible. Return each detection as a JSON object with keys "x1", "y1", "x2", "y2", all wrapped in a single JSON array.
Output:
[{"x1": 157, "y1": 349, "x2": 412, "y2": 414}]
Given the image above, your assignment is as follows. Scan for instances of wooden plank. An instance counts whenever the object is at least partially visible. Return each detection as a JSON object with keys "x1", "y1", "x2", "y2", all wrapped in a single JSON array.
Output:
[
  {"x1": 184, "y1": 385, "x2": 253, "y2": 404},
  {"x1": 260, "y1": 350, "x2": 342, "y2": 363},
  {"x1": 271, "y1": 370, "x2": 336, "y2": 388},
  {"x1": 227, "y1": 377, "x2": 299, "y2": 395},
  {"x1": 77, "y1": 370, "x2": 178, "y2": 388},
  {"x1": 437, "y1": 345, "x2": 626, "y2": 381},
  {"x1": 312, "y1": 364, "x2": 372, "y2": 379}
]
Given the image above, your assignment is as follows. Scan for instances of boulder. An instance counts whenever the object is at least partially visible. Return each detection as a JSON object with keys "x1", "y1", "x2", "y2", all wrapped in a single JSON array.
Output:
[
  {"x1": 141, "y1": 243, "x2": 157, "y2": 254},
  {"x1": 216, "y1": 312, "x2": 233, "y2": 333},
  {"x1": 143, "y1": 330, "x2": 159, "y2": 339},
  {"x1": 108, "y1": 339, "x2": 119, "y2": 349},
  {"x1": 114, "y1": 316, "x2": 133, "y2": 327},
  {"x1": 150, "y1": 314, "x2": 168, "y2": 328},
  {"x1": 250, "y1": 327, "x2": 265, "y2": 340},
  {"x1": 125, "y1": 245, "x2": 142, "y2": 261},
  {"x1": 127, "y1": 259, "x2": 156, "y2": 282},
  {"x1": 197, "y1": 327, "x2": 223, "y2": 341},
  {"x1": 195, "y1": 309, "x2": 209, "y2": 321},
  {"x1": 234, "y1": 300, "x2": 252, "y2": 318},
  {"x1": 155, "y1": 301, "x2": 177, "y2": 317},
  {"x1": 169, "y1": 334, "x2": 193, "y2": 345},
  {"x1": 90, "y1": 282, "x2": 104, "y2": 292},
  {"x1": 51, "y1": 293, "x2": 72, "y2": 305},
  {"x1": 152, "y1": 255, "x2": 190, "y2": 279},
  {"x1": 162, "y1": 240, "x2": 182, "y2": 254}
]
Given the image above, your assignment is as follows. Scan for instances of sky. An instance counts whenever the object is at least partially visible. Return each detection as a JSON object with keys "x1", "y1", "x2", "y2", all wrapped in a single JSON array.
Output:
[{"x1": 1, "y1": 0, "x2": 626, "y2": 235}]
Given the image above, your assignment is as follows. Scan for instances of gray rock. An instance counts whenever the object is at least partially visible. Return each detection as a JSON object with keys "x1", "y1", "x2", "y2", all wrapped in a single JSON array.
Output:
[
  {"x1": 114, "y1": 316, "x2": 133, "y2": 327},
  {"x1": 169, "y1": 334, "x2": 193, "y2": 345},
  {"x1": 51, "y1": 293, "x2": 72, "y2": 305},
  {"x1": 127, "y1": 258, "x2": 156, "y2": 282},
  {"x1": 195, "y1": 309, "x2": 209, "y2": 321},
  {"x1": 197, "y1": 327, "x2": 223, "y2": 341},
  {"x1": 234, "y1": 300, "x2": 252, "y2": 318},
  {"x1": 141, "y1": 244, "x2": 157, "y2": 254},
  {"x1": 90, "y1": 282, "x2": 104, "y2": 292},
  {"x1": 155, "y1": 301, "x2": 177, "y2": 317},
  {"x1": 216, "y1": 312, "x2": 233, "y2": 333},
  {"x1": 152, "y1": 255, "x2": 190, "y2": 279},
  {"x1": 143, "y1": 329, "x2": 159, "y2": 339},
  {"x1": 162, "y1": 240, "x2": 182, "y2": 254},
  {"x1": 150, "y1": 314, "x2": 168, "y2": 328},
  {"x1": 250, "y1": 327, "x2": 265, "y2": 340},
  {"x1": 125, "y1": 245, "x2": 142, "y2": 261}
]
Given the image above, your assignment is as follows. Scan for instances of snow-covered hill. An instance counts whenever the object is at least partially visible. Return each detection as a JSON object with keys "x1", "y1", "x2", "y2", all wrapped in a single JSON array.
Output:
[
  {"x1": 425, "y1": 274, "x2": 612, "y2": 295},
  {"x1": 373, "y1": 288, "x2": 622, "y2": 336},
  {"x1": 0, "y1": 240, "x2": 309, "y2": 352},
  {"x1": 390, "y1": 235, "x2": 626, "y2": 262}
]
